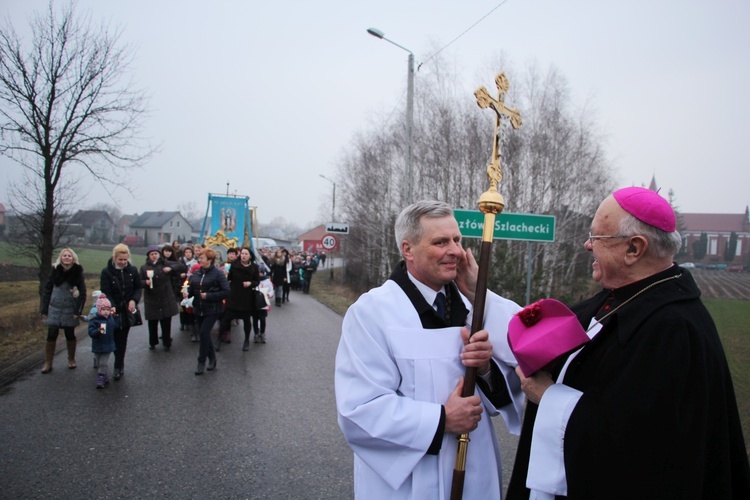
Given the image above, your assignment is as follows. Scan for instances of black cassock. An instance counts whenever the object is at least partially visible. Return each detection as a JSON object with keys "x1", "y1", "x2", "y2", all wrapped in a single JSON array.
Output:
[{"x1": 507, "y1": 265, "x2": 750, "y2": 499}]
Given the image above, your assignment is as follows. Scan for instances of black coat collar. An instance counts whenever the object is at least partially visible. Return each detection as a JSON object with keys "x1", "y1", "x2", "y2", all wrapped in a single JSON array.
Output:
[
  {"x1": 52, "y1": 263, "x2": 83, "y2": 286},
  {"x1": 388, "y1": 261, "x2": 470, "y2": 329},
  {"x1": 572, "y1": 265, "x2": 699, "y2": 346}
]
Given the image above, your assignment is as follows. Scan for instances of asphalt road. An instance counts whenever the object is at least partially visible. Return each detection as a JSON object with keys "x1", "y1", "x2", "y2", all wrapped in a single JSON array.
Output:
[{"x1": 0, "y1": 289, "x2": 520, "y2": 499}]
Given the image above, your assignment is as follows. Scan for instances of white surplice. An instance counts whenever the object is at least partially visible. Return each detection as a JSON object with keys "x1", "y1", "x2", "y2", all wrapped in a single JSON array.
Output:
[
  {"x1": 335, "y1": 279, "x2": 524, "y2": 499},
  {"x1": 526, "y1": 319, "x2": 602, "y2": 498}
]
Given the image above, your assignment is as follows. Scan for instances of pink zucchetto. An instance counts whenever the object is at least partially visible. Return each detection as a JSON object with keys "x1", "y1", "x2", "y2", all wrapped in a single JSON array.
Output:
[{"x1": 612, "y1": 187, "x2": 676, "y2": 232}]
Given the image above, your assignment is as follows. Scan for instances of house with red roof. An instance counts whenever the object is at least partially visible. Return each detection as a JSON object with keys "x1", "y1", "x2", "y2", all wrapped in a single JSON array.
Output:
[
  {"x1": 642, "y1": 177, "x2": 749, "y2": 266},
  {"x1": 297, "y1": 224, "x2": 328, "y2": 253},
  {"x1": 679, "y1": 208, "x2": 750, "y2": 265}
]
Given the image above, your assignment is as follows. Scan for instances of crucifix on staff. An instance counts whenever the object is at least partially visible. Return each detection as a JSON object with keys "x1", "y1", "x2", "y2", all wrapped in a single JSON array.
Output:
[
  {"x1": 473, "y1": 72, "x2": 523, "y2": 212},
  {"x1": 450, "y1": 73, "x2": 523, "y2": 500}
]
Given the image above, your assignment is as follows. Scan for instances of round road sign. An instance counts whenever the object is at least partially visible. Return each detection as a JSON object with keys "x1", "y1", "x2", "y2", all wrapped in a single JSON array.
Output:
[{"x1": 321, "y1": 234, "x2": 337, "y2": 250}]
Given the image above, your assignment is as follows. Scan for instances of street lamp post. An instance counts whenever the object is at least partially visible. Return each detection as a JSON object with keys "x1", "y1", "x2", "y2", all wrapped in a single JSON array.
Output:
[
  {"x1": 319, "y1": 174, "x2": 336, "y2": 280},
  {"x1": 319, "y1": 174, "x2": 335, "y2": 222},
  {"x1": 367, "y1": 27, "x2": 415, "y2": 203}
]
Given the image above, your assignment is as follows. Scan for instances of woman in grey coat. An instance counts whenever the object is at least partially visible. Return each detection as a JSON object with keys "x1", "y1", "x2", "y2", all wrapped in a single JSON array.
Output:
[
  {"x1": 40, "y1": 248, "x2": 87, "y2": 373},
  {"x1": 140, "y1": 245, "x2": 186, "y2": 351}
]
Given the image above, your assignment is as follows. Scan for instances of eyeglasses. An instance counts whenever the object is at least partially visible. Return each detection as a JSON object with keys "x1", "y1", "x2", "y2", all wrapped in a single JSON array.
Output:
[{"x1": 588, "y1": 232, "x2": 631, "y2": 244}]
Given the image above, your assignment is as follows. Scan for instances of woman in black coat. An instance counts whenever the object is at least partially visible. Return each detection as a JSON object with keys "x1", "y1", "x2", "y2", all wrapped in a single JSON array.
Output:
[
  {"x1": 186, "y1": 248, "x2": 229, "y2": 375},
  {"x1": 100, "y1": 243, "x2": 143, "y2": 380},
  {"x1": 281, "y1": 248, "x2": 292, "y2": 303},
  {"x1": 220, "y1": 247, "x2": 260, "y2": 352},
  {"x1": 269, "y1": 249, "x2": 287, "y2": 307},
  {"x1": 40, "y1": 248, "x2": 87, "y2": 373},
  {"x1": 161, "y1": 244, "x2": 185, "y2": 302},
  {"x1": 140, "y1": 245, "x2": 185, "y2": 351}
]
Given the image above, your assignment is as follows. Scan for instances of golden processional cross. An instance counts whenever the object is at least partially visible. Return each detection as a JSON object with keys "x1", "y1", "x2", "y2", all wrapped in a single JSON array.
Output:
[
  {"x1": 473, "y1": 72, "x2": 523, "y2": 214},
  {"x1": 450, "y1": 72, "x2": 522, "y2": 500}
]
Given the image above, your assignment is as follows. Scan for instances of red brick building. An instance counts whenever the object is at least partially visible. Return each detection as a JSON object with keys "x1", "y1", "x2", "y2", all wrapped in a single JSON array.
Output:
[
  {"x1": 297, "y1": 224, "x2": 328, "y2": 253},
  {"x1": 679, "y1": 207, "x2": 750, "y2": 265}
]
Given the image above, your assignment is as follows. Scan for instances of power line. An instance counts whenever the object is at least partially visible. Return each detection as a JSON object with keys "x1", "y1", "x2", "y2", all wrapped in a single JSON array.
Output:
[
  {"x1": 418, "y1": 0, "x2": 512, "y2": 71},
  {"x1": 376, "y1": 1, "x2": 511, "y2": 130}
]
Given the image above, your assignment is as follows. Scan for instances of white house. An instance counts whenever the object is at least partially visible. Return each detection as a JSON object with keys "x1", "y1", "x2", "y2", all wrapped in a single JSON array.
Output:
[{"x1": 129, "y1": 211, "x2": 192, "y2": 245}]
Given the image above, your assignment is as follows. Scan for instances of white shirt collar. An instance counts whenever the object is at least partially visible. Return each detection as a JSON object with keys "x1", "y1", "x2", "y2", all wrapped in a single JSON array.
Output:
[{"x1": 407, "y1": 270, "x2": 445, "y2": 307}]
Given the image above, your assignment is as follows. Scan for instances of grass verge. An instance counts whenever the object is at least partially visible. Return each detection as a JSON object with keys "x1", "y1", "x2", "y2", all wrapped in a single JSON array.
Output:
[
  {"x1": 308, "y1": 272, "x2": 362, "y2": 316},
  {"x1": 0, "y1": 281, "x2": 44, "y2": 366},
  {"x1": 704, "y1": 298, "x2": 750, "y2": 449},
  {"x1": 0, "y1": 277, "x2": 100, "y2": 368},
  {"x1": 0, "y1": 242, "x2": 116, "y2": 272}
]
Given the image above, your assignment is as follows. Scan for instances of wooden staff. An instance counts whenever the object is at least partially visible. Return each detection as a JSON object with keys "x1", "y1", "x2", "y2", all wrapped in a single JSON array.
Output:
[{"x1": 450, "y1": 73, "x2": 522, "y2": 500}]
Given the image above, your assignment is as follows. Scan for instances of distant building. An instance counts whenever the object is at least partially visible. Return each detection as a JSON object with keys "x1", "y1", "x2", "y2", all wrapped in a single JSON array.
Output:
[
  {"x1": 116, "y1": 214, "x2": 137, "y2": 242},
  {"x1": 273, "y1": 238, "x2": 294, "y2": 249},
  {"x1": 0, "y1": 202, "x2": 6, "y2": 225},
  {"x1": 129, "y1": 211, "x2": 192, "y2": 246},
  {"x1": 679, "y1": 208, "x2": 750, "y2": 264},
  {"x1": 644, "y1": 176, "x2": 749, "y2": 265},
  {"x1": 252, "y1": 237, "x2": 279, "y2": 250},
  {"x1": 297, "y1": 225, "x2": 330, "y2": 253},
  {"x1": 68, "y1": 210, "x2": 115, "y2": 243}
]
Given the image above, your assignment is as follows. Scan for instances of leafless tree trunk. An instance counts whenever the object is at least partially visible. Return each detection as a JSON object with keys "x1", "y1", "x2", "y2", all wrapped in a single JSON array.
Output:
[
  {"x1": 338, "y1": 131, "x2": 402, "y2": 292},
  {"x1": 5, "y1": 170, "x2": 78, "y2": 269},
  {"x1": 0, "y1": 1, "x2": 156, "y2": 296}
]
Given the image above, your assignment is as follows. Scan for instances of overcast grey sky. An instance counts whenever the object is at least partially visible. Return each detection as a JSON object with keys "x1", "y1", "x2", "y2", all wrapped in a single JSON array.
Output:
[{"x1": 2, "y1": 0, "x2": 749, "y2": 227}]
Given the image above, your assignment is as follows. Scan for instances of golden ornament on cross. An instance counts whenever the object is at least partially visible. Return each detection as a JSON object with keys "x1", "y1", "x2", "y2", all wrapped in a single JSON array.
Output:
[{"x1": 473, "y1": 72, "x2": 523, "y2": 216}]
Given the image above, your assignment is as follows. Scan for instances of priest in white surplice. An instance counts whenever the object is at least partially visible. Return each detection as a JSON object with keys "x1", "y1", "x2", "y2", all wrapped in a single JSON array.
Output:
[{"x1": 335, "y1": 200, "x2": 524, "y2": 499}]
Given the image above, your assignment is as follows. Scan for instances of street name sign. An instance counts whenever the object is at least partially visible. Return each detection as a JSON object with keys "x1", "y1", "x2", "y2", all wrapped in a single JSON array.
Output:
[
  {"x1": 453, "y1": 209, "x2": 556, "y2": 242},
  {"x1": 325, "y1": 222, "x2": 349, "y2": 234}
]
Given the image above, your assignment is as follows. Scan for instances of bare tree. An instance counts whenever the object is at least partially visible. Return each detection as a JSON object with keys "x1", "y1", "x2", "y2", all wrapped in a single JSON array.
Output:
[
  {"x1": 471, "y1": 62, "x2": 613, "y2": 302},
  {"x1": 337, "y1": 55, "x2": 614, "y2": 302},
  {"x1": 337, "y1": 131, "x2": 402, "y2": 291},
  {"x1": 87, "y1": 202, "x2": 123, "y2": 223},
  {"x1": 176, "y1": 200, "x2": 202, "y2": 228},
  {"x1": 0, "y1": 1, "x2": 156, "y2": 295},
  {"x1": 258, "y1": 216, "x2": 303, "y2": 242},
  {"x1": 5, "y1": 170, "x2": 78, "y2": 265}
]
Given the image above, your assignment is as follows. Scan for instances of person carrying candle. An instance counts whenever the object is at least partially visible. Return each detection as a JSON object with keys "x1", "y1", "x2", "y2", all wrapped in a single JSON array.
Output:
[{"x1": 88, "y1": 294, "x2": 118, "y2": 389}]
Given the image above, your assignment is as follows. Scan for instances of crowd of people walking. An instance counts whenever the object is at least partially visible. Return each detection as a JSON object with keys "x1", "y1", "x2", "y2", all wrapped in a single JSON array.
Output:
[{"x1": 39, "y1": 242, "x2": 324, "y2": 386}]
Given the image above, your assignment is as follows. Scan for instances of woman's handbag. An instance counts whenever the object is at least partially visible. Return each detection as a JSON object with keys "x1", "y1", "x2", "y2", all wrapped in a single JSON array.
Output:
[
  {"x1": 253, "y1": 290, "x2": 267, "y2": 310},
  {"x1": 127, "y1": 307, "x2": 143, "y2": 327}
]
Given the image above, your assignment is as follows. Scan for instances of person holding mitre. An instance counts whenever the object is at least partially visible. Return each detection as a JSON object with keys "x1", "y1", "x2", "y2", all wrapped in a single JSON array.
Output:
[{"x1": 507, "y1": 187, "x2": 750, "y2": 499}]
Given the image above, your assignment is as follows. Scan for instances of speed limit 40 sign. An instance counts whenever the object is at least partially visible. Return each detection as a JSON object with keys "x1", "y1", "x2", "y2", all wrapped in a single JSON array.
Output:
[{"x1": 321, "y1": 234, "x2": 338, "y2": 250}]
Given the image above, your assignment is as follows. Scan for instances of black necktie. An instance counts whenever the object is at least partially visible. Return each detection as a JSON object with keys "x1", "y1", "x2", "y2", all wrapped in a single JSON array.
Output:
[{"x1": 434, "y1": 292, "x2": 446, "y2": 320}]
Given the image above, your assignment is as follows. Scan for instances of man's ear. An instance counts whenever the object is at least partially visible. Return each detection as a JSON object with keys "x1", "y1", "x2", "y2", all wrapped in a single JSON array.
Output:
[
  {"x1": 624, "y1": 235, "x2": 648, "y2": 264},
  {"x1": 401, "y1": 240, "x2": 413, "y2": 262}
]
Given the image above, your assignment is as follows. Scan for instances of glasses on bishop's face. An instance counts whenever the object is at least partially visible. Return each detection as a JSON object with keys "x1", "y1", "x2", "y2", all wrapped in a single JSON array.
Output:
[{"x1": 588, "y1": 232, "x2": 631, "y2": 244}]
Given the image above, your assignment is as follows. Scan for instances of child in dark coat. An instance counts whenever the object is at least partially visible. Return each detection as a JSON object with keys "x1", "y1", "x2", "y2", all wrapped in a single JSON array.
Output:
[{"x1": 88, "y1": 295, "x2": 119, "y2": 389}]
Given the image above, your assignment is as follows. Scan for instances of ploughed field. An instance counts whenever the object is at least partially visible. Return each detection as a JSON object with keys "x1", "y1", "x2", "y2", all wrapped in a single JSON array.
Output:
[{"x1": 691, "y1": 268, "x2": 750, "y2": 301}]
